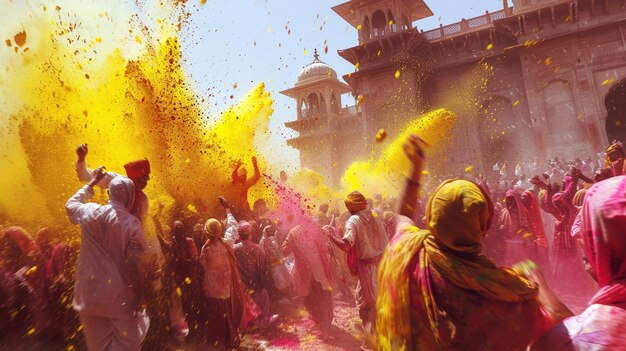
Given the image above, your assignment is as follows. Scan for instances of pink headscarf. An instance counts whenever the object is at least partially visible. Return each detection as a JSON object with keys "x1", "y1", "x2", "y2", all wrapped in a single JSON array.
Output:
[
  {"x1": 582, "y1": 176, "x2": 626, "y2": 308},
  {"x1": 521, "y1": 191, "x2": 548, "y2": 247}
]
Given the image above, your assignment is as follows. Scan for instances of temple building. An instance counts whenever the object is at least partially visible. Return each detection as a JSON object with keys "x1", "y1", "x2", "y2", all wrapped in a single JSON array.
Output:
[{"x1": 284, "y1": 0, "x2": 626, "y2": 185}]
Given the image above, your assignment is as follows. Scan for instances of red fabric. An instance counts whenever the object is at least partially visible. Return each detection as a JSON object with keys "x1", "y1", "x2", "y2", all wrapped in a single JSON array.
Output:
[
  {"x1": 347, "y1": 246, "x2": 358, "y2": 276},
  {"x1": 46, "y1": 243, "x2": 69, "y2": 281},
  {"x1": 522, "y1": 191, "x2": 548, "y2": 247},
  {"x1": 123, "y1": 158, "x2": 150, "y2": 180}
]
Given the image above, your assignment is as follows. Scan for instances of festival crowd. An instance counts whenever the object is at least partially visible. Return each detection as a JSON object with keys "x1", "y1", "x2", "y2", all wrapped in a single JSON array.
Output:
[{"x1": 1, "y1": 138, "x2": 626, "y2": 351}]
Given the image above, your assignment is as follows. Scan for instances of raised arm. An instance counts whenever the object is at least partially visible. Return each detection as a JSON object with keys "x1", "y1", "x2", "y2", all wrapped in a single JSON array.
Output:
[
  {"x1": 231, "y1": 160, "x2": 242, "y2": 184},
  {"x1": 219, "y1": 196, "x2": 239, "y2": 247},
  {"x1": 398, "y1": 134, "x2": 426, "y2": 219},
  {"x1": 563, "y1": 173, "x2": 579, "y2": 200},
  {"x1": 65, "y1": 166, "x2": 107, "y2": 224},
  {"x1": 246, "y1": 156, "x2": 261, "y2": 188},
  {"x1": 74, "y1": 144, "x2": 116, "y2": 188}
]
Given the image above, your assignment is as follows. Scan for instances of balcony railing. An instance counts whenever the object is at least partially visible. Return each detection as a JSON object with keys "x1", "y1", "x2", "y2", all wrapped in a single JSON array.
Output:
[{"x1": 422, "y1": 9, "x2": 507, "y2": 42}]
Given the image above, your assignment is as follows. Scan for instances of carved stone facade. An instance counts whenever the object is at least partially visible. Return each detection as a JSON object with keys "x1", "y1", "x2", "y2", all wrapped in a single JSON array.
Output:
[{"x1": 285, "y1": 0, "x2": 626, "y2": 183}]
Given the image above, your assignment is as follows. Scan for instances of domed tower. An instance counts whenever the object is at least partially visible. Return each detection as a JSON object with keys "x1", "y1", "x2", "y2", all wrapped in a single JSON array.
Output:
[{"x1": 281, "y1": 50, "x2": 363, "y2": 186}]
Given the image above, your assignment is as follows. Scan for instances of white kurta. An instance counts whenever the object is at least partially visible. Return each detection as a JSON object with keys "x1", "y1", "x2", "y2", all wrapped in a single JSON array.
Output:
[{"x1": 66, "y1": 184, "x2": 149, "y2": 351}]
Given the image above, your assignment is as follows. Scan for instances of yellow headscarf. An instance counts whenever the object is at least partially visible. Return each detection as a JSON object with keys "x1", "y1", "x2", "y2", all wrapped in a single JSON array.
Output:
[
  {"x1": 377, "y1": 180, "x2": 538, "y2": 350},
  {"x1": 204, "y1": 218, "x2": 223, "y2": 239}
]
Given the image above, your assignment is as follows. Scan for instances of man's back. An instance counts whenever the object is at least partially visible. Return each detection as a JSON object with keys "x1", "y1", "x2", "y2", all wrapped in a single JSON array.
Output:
[
  {"x1": 234, "y1": 240, "x2": 266, "y2": 291},
  {"x1": 66, "y1": 185, "x2": 145, "y2": 319},
  {"x1": 344, "y1": 210, "x2": 388, "y2": 260}
]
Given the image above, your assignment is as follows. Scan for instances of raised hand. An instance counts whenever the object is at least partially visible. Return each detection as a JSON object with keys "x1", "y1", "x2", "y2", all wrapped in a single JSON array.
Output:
[
  {"x1": 88, "y1": 166, "x2": 107, "y2": 187},
  {"x1": 76, "y1": 143, "x2": 88, "y2": 161},
  {"x1": 218, "y1": 196, "x2": 231, "y2": 210}
]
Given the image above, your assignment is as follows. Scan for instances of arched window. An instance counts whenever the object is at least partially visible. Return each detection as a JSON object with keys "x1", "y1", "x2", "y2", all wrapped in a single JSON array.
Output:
[
  {"x1": 387, "y1": 9, "x2": 396, "y2": 32},
  {"x1": 319, "y1": 94, "x2": 327, "y2": 113},
  {"x1": 363, "y1": 16, "x2": 371, "y2": 40},
  {"x1": 402, "y1": 15, "x2": 410, "y2": 30},
  {"x1": 306, "y1": 93, "x2": 320, "y2": 117},
  {"x1": 371, "y1": 10, "x2": 387, "y2": 37},
  {"x1": 298, "y1": 98, "x2": 305, "y2": 119},
  {"x1": 605, "y1": 79, "x2": 626, "y2": 144},
  {"x1": 330, "y1": 93, "x2": 339, "y2": 113}
]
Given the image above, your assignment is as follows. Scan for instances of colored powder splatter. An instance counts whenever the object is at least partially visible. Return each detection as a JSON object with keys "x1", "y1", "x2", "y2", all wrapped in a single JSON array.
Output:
[
  {"x1": 0, "y1": 1, "x2": 278, "y2": 233},
  {"x1": 341, "y1": 108, "x2": 457, "y2": 199}
]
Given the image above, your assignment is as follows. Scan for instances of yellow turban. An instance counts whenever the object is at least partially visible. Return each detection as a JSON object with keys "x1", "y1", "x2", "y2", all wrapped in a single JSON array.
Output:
[
  {"x1": 344, "y1": 191, "x2": 367, "y2": 214},
  {"x1": 204, "y1": 218, "x2": 222, "y2": 239}
]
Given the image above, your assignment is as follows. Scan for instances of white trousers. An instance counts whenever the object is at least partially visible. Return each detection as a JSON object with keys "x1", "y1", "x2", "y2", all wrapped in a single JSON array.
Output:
[{"x1": 80, "y1": 312, "x2": 149, "y2": 351}]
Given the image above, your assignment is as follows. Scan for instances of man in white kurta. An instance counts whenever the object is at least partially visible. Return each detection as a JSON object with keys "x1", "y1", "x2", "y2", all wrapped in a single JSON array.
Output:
[
  {"x1": 330, "y1": 191, "x2": 388, "y2": 336},
  {"x1": 66, "y1": 172, "x2": 149, "y2": 351}
]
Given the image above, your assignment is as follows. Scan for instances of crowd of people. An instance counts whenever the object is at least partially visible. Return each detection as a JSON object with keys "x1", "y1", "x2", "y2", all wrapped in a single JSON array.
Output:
[{"x1": 1, "y1": 138, "x2": 626, "y2": 351}]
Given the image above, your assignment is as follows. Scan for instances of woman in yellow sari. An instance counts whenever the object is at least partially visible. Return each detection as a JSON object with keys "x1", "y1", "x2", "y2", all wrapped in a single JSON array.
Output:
[{"x1": 376, "y1": 135, "x2": 570, "y2": 350}]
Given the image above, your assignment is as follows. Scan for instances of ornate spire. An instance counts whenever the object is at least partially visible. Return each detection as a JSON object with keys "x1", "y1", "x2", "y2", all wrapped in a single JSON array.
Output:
[{"x1": 313, "y1": 48, "x2": 320, "y2": 61}]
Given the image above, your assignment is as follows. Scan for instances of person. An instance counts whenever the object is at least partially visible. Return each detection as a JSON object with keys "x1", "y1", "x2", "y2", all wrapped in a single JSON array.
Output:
[
  {"x1": 199, "y1": 216, "x2": 257, "y2": 349},
  {"x1": 259, "y1": 224, "x2": 291, "y2": 292},
  {"x1": 231, "y1": 156, "x2": 261, "y2": 219},
  {"x1": 530, "y1": 176, "x2": 626, "y2": 350},
  {"x1": 543, "y1": 175, "x2": 590, "y2": 293},
  {"x1": 253, "y1": 198, "x2": 270, "y2": 224},
  {"x1": 376, "y1": 135, "x2": 569, "y2": 351},
  {"x1": 218, "y1": 197, "x2": 240, "y2": 247},
  {"x1": 315, "y1": 203, "x2": 332, "y2": 226},
  {"x1": 74, "y1": 143, "x2": 151, "y2": 221},
  {"x1": 605, "y1": 141, "x2": 626, "y2": 176},
  {"x1": 233, "y1": 220, "x2": 276, "y2": 329},
  {"x1": 521, "y1": 191, "x2": 550, "y2": 271},
  {"x1": 328, "y1": 189, "x2": 388, "y2": 342},
  {"x1": 0, "y1": 226, "x2": 50, "y2": 345},
  {"x1": 282, "y1": 225, "x2": 335, "y2": 334},
  {"x1": 65, "y1": 168, "x2": 149, "y2": 351},
  {"x1": 499, "y1": 189, "x2": 533, "y2": 266},
  {"x1": 155, "y1": 220, "x2": 200, "y2": 341},
  {"x1": 46, "y1": 243, "x2": 82, "y2": 347}
]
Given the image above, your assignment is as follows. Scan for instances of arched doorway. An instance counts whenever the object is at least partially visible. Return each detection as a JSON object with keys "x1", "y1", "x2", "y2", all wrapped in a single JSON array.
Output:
[
  {"x1": 542, "y1": 80, "x2": 583, "y2": 159},
  {"x1": 486, "y1": 139, "x2": 519, "y2": 172},
  {"x1": 478, "y1": 96, "x2": 521, "y2": 168},
  {"x1": 605, "y1": 79, "x2": 626, "y2": 144}
]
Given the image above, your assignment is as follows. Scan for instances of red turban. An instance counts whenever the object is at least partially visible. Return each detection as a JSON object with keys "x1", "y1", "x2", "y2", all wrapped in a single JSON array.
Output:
[
  {"x1": 124, "y1": 158, "x2": 150, "y2": 180},
  {"x1": 345, "y1": 191, "x2": 367, "y2": 214}
]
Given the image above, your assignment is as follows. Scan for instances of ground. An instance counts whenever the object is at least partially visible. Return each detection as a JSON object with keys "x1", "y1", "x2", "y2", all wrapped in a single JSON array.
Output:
[{"x1": 240, "y1": 298, "x2": 364, "y2": 350}]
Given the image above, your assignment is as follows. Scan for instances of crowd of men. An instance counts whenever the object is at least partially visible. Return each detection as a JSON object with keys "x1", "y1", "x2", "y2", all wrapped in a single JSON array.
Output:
[{"x1": 1, "y1": 138, "x2": 626, "y2": 350}]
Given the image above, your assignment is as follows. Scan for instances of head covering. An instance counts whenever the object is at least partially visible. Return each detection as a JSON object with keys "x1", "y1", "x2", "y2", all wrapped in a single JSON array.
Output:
[
  {"x1": 344, "y1": 191, "x2": 367, "y2": 214},
  {"x1": 238, "y1": 220, "x2": 252, "y2": 238},
  {"x1": 522, "y1": 191, "x2": 548, "y2": 247},
  {"x1": 529, "y1": 175, "x2": 544, "y2": 186},
  {"x1": 46, "y1": 243, "x2": 69, "y2": 280},
  {"x1": 204, "y1": 219, "x2": 222, "y2": 239},
  {"x1": 427, "y1": 180, "x2": 493, "y2": 254},
  {"x1": 606, "y1": 141, "x2": 624, "y2": 158},
  {"x1": 582, "y1": 176, "x2": 626, "y2": 295},
  {"x1": 377, "y1": 179, "x2": 538, "y2": 348},
  {"x1": 0, "y1": 226, "x2": 41, "y2": 261},
  {"x1": 108, "y1": 176, "x2": 136, "y2": 210},
  {"x1": 123, "y1": 158, "x2": 150, "y2": 180}
]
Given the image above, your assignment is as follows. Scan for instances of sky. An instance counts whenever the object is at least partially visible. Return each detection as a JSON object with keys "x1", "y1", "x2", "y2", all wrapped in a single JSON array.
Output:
[{"x1": 179, "y1": 0, "x2": 506, "y2": 166}]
